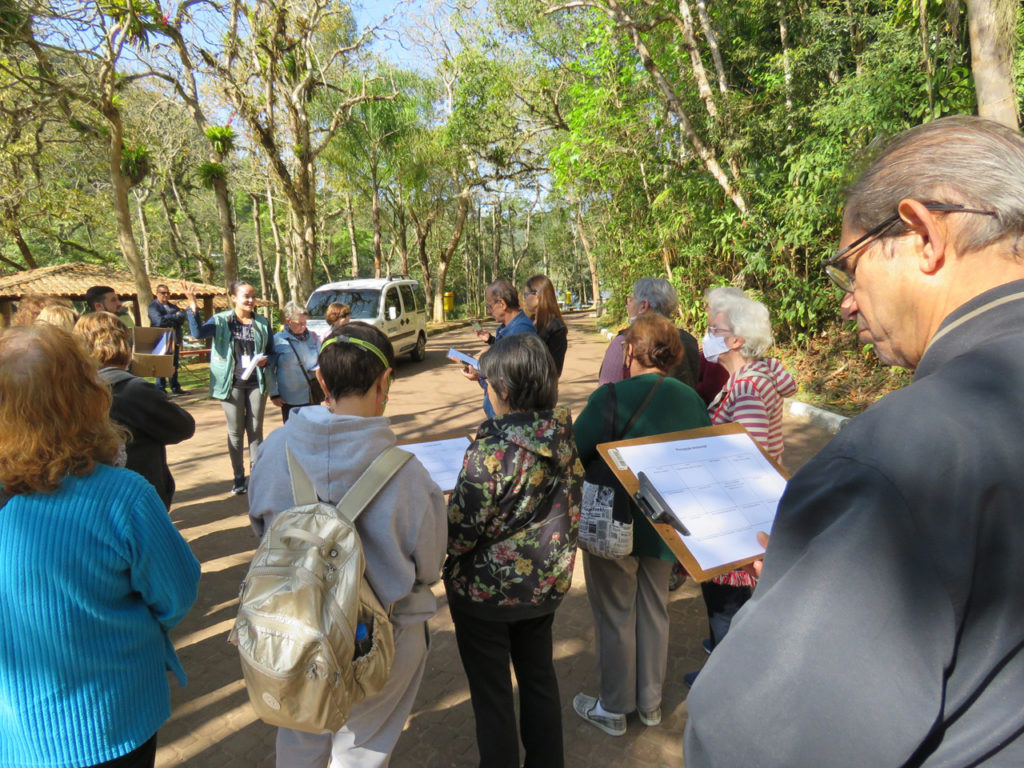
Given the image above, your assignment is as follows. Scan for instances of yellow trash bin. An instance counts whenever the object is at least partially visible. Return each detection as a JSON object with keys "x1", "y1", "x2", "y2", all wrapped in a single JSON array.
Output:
[{"x1": 443, "y1": 292, "x2": 455, "y2": 313}]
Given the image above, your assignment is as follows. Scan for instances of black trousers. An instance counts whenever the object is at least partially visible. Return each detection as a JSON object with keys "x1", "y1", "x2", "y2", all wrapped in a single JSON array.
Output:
[
  {"x1": 700, "y1": 581, "x2": 753, "y2": 649},
  {"x1": 450, "y1": 606, "x2": 564, "y2": 768},
  {"x1": 90, "y1": 733, "x2": 157, "y2": 768}
]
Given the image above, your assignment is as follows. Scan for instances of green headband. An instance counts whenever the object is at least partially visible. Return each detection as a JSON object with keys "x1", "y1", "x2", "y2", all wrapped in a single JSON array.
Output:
[{"x1": 320, "y1": 334, "x2": 390, "y2": 370}]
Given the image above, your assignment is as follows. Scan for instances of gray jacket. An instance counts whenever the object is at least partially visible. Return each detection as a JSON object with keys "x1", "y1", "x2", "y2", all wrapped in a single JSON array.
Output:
[
  {"x1": 248, "y1": 407, "x2": 447, "y2": 625},
  {"x1": 685, "y1": 280, "x2": 1024, "y2": 767}
]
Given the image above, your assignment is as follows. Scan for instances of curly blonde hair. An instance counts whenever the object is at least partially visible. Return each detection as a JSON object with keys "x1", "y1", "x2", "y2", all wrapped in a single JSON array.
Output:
[
  {"x1": 73, "y1": 311, "x2": 133, "y2": 368},
  {"x1": 0, "y1": 324, "x2": 124, "y2": 494}
]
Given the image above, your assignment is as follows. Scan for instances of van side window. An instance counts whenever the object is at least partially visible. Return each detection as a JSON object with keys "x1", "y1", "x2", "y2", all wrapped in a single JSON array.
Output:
[
  {"x1": 412, "y1": 285, "x2": 426, "y2": 312},
  {"x1": 384, "y1": 288, "x2": 402, "y2": 319},
  {"x1": 399, "y1": 284, "x2": 416, "y2": 314}
]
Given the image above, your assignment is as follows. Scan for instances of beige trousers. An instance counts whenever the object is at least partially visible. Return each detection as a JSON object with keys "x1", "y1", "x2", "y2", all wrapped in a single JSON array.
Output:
[{"x1": 582, "y1": 553, "x2": 673, "y2": 714}]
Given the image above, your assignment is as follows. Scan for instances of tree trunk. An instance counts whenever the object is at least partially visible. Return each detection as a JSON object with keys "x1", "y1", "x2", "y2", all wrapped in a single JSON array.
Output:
[
  {"x1": 779, "y1": 0, "x2": 795, "y2": 119},
  {"x1": 675, "y1": 0, "x2": 719, "y2": 119},
  {"x1": 371, "y1": 166, "x2": 383, "y2": 278},
  {"x1": 133, "y1": 187, "x2": 153, "y2": 273},
  {"x1": 575, "y1": 209, "x2": 602, "y2": 314},
  {"x1": 105, "y1": 108, "x2": 152, "y2": 311},
  {"x1": 345, "y1": 190, "x2": 360, "y2": 279},
  {"x1": 695, "y1": 0, "x2": 727, "y2": 92},
  {"x1": 491, "y1": 200, "x2": 501, "y2": 280},
  {"x1": 159, "y1": 191, "x2": 186, "y2": 265},
  {"x1": 267, "y1": 181, "x2": 286, "y2": 309},
  {"x1": 212, "y1": 174, "x2": 238, "y2": 289},
  {"x1": 251, "y1": 194, "x2": 272, "y2": 314},
  {"x1": 433, "y1": 190, "x2": 470, "y2": 322},
  {"x1": 967, "y1": 0, "x2": 1020, "y2": 128}
]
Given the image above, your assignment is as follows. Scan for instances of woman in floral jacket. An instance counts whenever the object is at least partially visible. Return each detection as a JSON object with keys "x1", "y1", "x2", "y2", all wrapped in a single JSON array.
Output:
[{"x1": 445, "y1": 333, "x2": 583, "y2": 768}]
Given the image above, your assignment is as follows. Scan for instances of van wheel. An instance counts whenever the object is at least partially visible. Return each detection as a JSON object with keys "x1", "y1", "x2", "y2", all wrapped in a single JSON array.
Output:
[{"x1": 410, "y1": 332, "x2": 427, "y2": 362}]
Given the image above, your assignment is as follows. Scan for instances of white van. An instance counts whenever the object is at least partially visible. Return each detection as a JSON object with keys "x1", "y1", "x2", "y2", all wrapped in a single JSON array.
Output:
[{"x1": 305, "y1": 278, "x2": 429, "y2": 361}]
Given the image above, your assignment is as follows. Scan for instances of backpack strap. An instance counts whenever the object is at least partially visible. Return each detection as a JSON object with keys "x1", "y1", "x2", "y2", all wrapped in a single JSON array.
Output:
[
  {"x1": 284, "y1": 443, "x2": 413, "y2": 522},
  {"x1": 286, "y1": 444, "x2": 320, "y2": 507},
  {"x1": 335, "y1": 447, "x2": 412, "y2": 524}
]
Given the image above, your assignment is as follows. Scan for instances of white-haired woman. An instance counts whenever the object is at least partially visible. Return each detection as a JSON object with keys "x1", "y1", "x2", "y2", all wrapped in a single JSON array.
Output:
[
  {"x1": 688, "y1": 291, "x2": 796, "y2": 683},
  {"x1": 269, "y1": 301, "x2": 322, "y2": 422}
]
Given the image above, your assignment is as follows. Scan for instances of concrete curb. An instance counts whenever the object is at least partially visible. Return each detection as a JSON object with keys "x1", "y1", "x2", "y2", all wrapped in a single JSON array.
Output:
[{"x1": 786, "y1": 399, "x2": 850, "y2": 434}]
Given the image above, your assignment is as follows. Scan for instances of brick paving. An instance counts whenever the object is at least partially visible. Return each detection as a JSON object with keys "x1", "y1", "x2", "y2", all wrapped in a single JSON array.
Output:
[{"x1": 156, "y1": 314, "x2": 835, "y2": 767}]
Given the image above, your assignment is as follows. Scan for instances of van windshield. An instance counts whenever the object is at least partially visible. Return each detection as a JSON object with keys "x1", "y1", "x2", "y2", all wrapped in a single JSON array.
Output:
[{"x1": 306, "y1": 289, "x2": 380, "y2": 320}]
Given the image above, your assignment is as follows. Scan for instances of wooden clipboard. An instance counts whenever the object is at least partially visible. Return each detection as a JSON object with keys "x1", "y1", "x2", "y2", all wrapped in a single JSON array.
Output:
[{"x1": 596, "y1": 422, "x2": 789, "y2": 581}]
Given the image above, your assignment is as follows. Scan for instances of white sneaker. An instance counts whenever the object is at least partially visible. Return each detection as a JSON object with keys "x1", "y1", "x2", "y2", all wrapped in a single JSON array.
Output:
[{"x1": 573, "y1": 693, "x2": 626, "y2": 737}]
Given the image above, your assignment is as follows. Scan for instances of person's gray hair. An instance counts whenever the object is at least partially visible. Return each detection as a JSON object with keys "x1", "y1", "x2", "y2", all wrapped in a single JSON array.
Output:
[
  {"x1": 633, "y1": 277, "x2": 678, "y2": 316},
  {"x1": 717, "y1": 292, "x2": 773, "y2": 359},
  {"x1": 846, "y1": 116, "x2": 1024, "y2": 257},
  {"x1": 479, "y1": 333, "x2": 558, "y2": 412},
  {"x1": 705, "y1": 285, "x2": 746, "y2": 316},
  {"x1": 487, "y1": 279, "x2": 521, "y2": 310},
  {"x1": 282, "y1": 301, "x2": 308, "y2": 322}
]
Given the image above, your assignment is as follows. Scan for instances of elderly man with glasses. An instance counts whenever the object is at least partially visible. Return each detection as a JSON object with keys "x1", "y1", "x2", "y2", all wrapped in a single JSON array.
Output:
[
  {"x1": 147, "y1": 284, "x2": 188, "y2": 394},
  {"x1": 685, "y1": 116, "x2": 1024, "y2": 767}
]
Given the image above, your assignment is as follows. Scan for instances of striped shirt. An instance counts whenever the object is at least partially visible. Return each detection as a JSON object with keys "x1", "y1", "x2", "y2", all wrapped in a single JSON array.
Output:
[
  {"x1": 710, "y1": 358, "x2": 797, "y2": 462},
  {"x1": 709, "y1": 357, "x2": 797, "y2": 588}
]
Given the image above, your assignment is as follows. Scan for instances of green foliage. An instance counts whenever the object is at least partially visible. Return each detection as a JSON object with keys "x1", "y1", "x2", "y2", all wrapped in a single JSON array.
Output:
[
  {"x1": 197, "y1": 161, "x2": 227, "y2": 189},
  {"x1": 204, "y1": 125, "x2": 236, "y2": 156},
  {"x1": 120, "y1": 143, "x2": 150, "y2": 185}
]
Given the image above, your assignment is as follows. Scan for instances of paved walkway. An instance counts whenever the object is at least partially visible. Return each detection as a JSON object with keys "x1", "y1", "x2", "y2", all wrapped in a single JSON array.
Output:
[{"x1": 157, "y1": 314, "x2": 835, "y2": 767}]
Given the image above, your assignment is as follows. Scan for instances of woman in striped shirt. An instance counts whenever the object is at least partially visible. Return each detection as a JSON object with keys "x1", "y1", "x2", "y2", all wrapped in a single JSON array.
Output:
[{"x1": 688, "y1": 289, "x2": 796, "y2": 682}]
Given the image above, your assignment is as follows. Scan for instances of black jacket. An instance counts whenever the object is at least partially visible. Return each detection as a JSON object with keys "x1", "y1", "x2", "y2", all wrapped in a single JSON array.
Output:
[{"x1": 99, "y1": 368, "x2": 196, "y2": 509}]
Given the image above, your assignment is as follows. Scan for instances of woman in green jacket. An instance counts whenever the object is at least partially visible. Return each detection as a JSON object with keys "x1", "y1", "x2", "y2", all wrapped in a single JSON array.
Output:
[
  {"x1": 572, "y1": 312, "x2": 710, "y2": 737},
  {"x1": 185, "y1": 280, "x2": 275, "y2": 494}
]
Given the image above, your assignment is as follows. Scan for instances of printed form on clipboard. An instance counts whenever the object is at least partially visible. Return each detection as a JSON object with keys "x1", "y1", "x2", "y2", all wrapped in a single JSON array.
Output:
[{"x1": 601, "y1": 425, "x2": 788, "y2": 578}]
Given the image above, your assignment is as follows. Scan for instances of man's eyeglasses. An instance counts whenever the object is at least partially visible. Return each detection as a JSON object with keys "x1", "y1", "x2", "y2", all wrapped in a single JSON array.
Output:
[
  {"x1": 824, "y1": 203, "x2": 997, "y2": 293},
  {"x1": 707, "y1": 325, "x2": 732, "y2": 336}
]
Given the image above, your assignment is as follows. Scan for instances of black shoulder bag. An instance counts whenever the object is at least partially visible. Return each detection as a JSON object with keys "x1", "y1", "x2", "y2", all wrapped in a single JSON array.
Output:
[{"x1": 578, "y1": 377, "x2": 665, "y2": 559}]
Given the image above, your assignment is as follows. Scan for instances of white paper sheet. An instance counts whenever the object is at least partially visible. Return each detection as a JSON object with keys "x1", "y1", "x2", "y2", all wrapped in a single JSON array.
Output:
[
  {"x1": 150, "y1": 331, "x2": 172, "y2": 356},
  {"x1": 614, "y1": 432, "x2": 787, "y2": 571},
  {"x1": 400, "y1": 436, "x2": 472, "y2": 492},
  {"x1": 240, "y1": 353, "x2": 267, "y2": 381}
]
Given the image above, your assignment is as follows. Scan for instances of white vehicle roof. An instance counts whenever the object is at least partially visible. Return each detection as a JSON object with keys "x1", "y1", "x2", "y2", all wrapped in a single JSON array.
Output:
[{"x1": 310, "y1": 278, "x2": 418, "y2": 292}]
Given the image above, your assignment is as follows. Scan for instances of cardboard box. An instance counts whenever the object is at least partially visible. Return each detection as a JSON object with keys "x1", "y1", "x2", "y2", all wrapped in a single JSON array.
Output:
[{"x1": 131, "y1": 327, "x2": 175, "y2": 379}]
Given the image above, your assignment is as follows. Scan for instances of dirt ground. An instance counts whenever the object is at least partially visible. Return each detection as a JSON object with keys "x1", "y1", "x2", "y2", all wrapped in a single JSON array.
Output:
[{"x1": 156, "y1": 313, "x2": 835, "y2": 767}]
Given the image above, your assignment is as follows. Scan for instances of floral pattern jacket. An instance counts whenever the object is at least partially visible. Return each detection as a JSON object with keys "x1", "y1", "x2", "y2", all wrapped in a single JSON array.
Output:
[{"x1": 444, "y1": 406, "x2": 583, "y2": 621}]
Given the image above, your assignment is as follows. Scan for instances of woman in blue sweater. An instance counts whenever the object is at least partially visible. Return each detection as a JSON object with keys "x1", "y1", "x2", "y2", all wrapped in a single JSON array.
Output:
[{"x1": 0, "y1": 324, "x2": 200, "y2": 768}]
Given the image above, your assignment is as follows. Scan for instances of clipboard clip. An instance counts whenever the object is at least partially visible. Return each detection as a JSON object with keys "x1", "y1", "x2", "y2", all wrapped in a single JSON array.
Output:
[{"x1": 634, "y1": 472, "x2": 690, "y2": 536}]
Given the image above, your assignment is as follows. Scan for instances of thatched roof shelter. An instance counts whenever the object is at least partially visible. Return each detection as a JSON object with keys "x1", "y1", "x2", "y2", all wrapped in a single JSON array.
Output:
[{"x1": 0, "y1": 262, "x2": 274, "y2": 327}]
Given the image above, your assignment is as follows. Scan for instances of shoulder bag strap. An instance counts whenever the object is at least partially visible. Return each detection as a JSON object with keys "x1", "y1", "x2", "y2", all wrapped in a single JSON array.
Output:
[
  {"x1": 619, "y1": 375, "x2": 666, "y2": 439},
  {"x1": 601, "y1": 382, "x2": 618, "y2": 442},
  {"x1": 285, "y1": 337, "x2": 317, "y2": 396}
]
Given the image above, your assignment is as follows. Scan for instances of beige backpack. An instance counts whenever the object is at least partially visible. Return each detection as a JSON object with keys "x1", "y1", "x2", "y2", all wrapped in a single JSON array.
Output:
[{"x1": 231, "y1": 445, "x2": 410, "y2": 733}]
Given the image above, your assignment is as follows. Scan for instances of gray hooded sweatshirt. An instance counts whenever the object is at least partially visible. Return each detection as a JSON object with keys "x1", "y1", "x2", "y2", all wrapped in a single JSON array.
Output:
[{"x1": 248, "y1": 406, "x2": 447, "y2": 625}]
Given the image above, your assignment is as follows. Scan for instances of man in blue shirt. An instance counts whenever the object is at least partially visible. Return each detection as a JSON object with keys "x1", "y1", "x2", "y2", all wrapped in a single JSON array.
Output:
[{"x1": 465, "y1": 279, "x2": 536, "y2": 417}]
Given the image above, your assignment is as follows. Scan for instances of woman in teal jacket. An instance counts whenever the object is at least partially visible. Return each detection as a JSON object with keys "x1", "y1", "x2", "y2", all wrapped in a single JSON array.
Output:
[
  {"x1": 572, "y1": 313, "x2": 710, "y2": 737},
  {"x1": 185, "y1": 280, "x2": 275, "y2": 494}
]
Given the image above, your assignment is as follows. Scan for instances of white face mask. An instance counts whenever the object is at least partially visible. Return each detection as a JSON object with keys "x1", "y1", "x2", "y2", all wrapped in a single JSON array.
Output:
[{"x1": 702, "y1": 332, "x2": 731, "y2": 364}]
